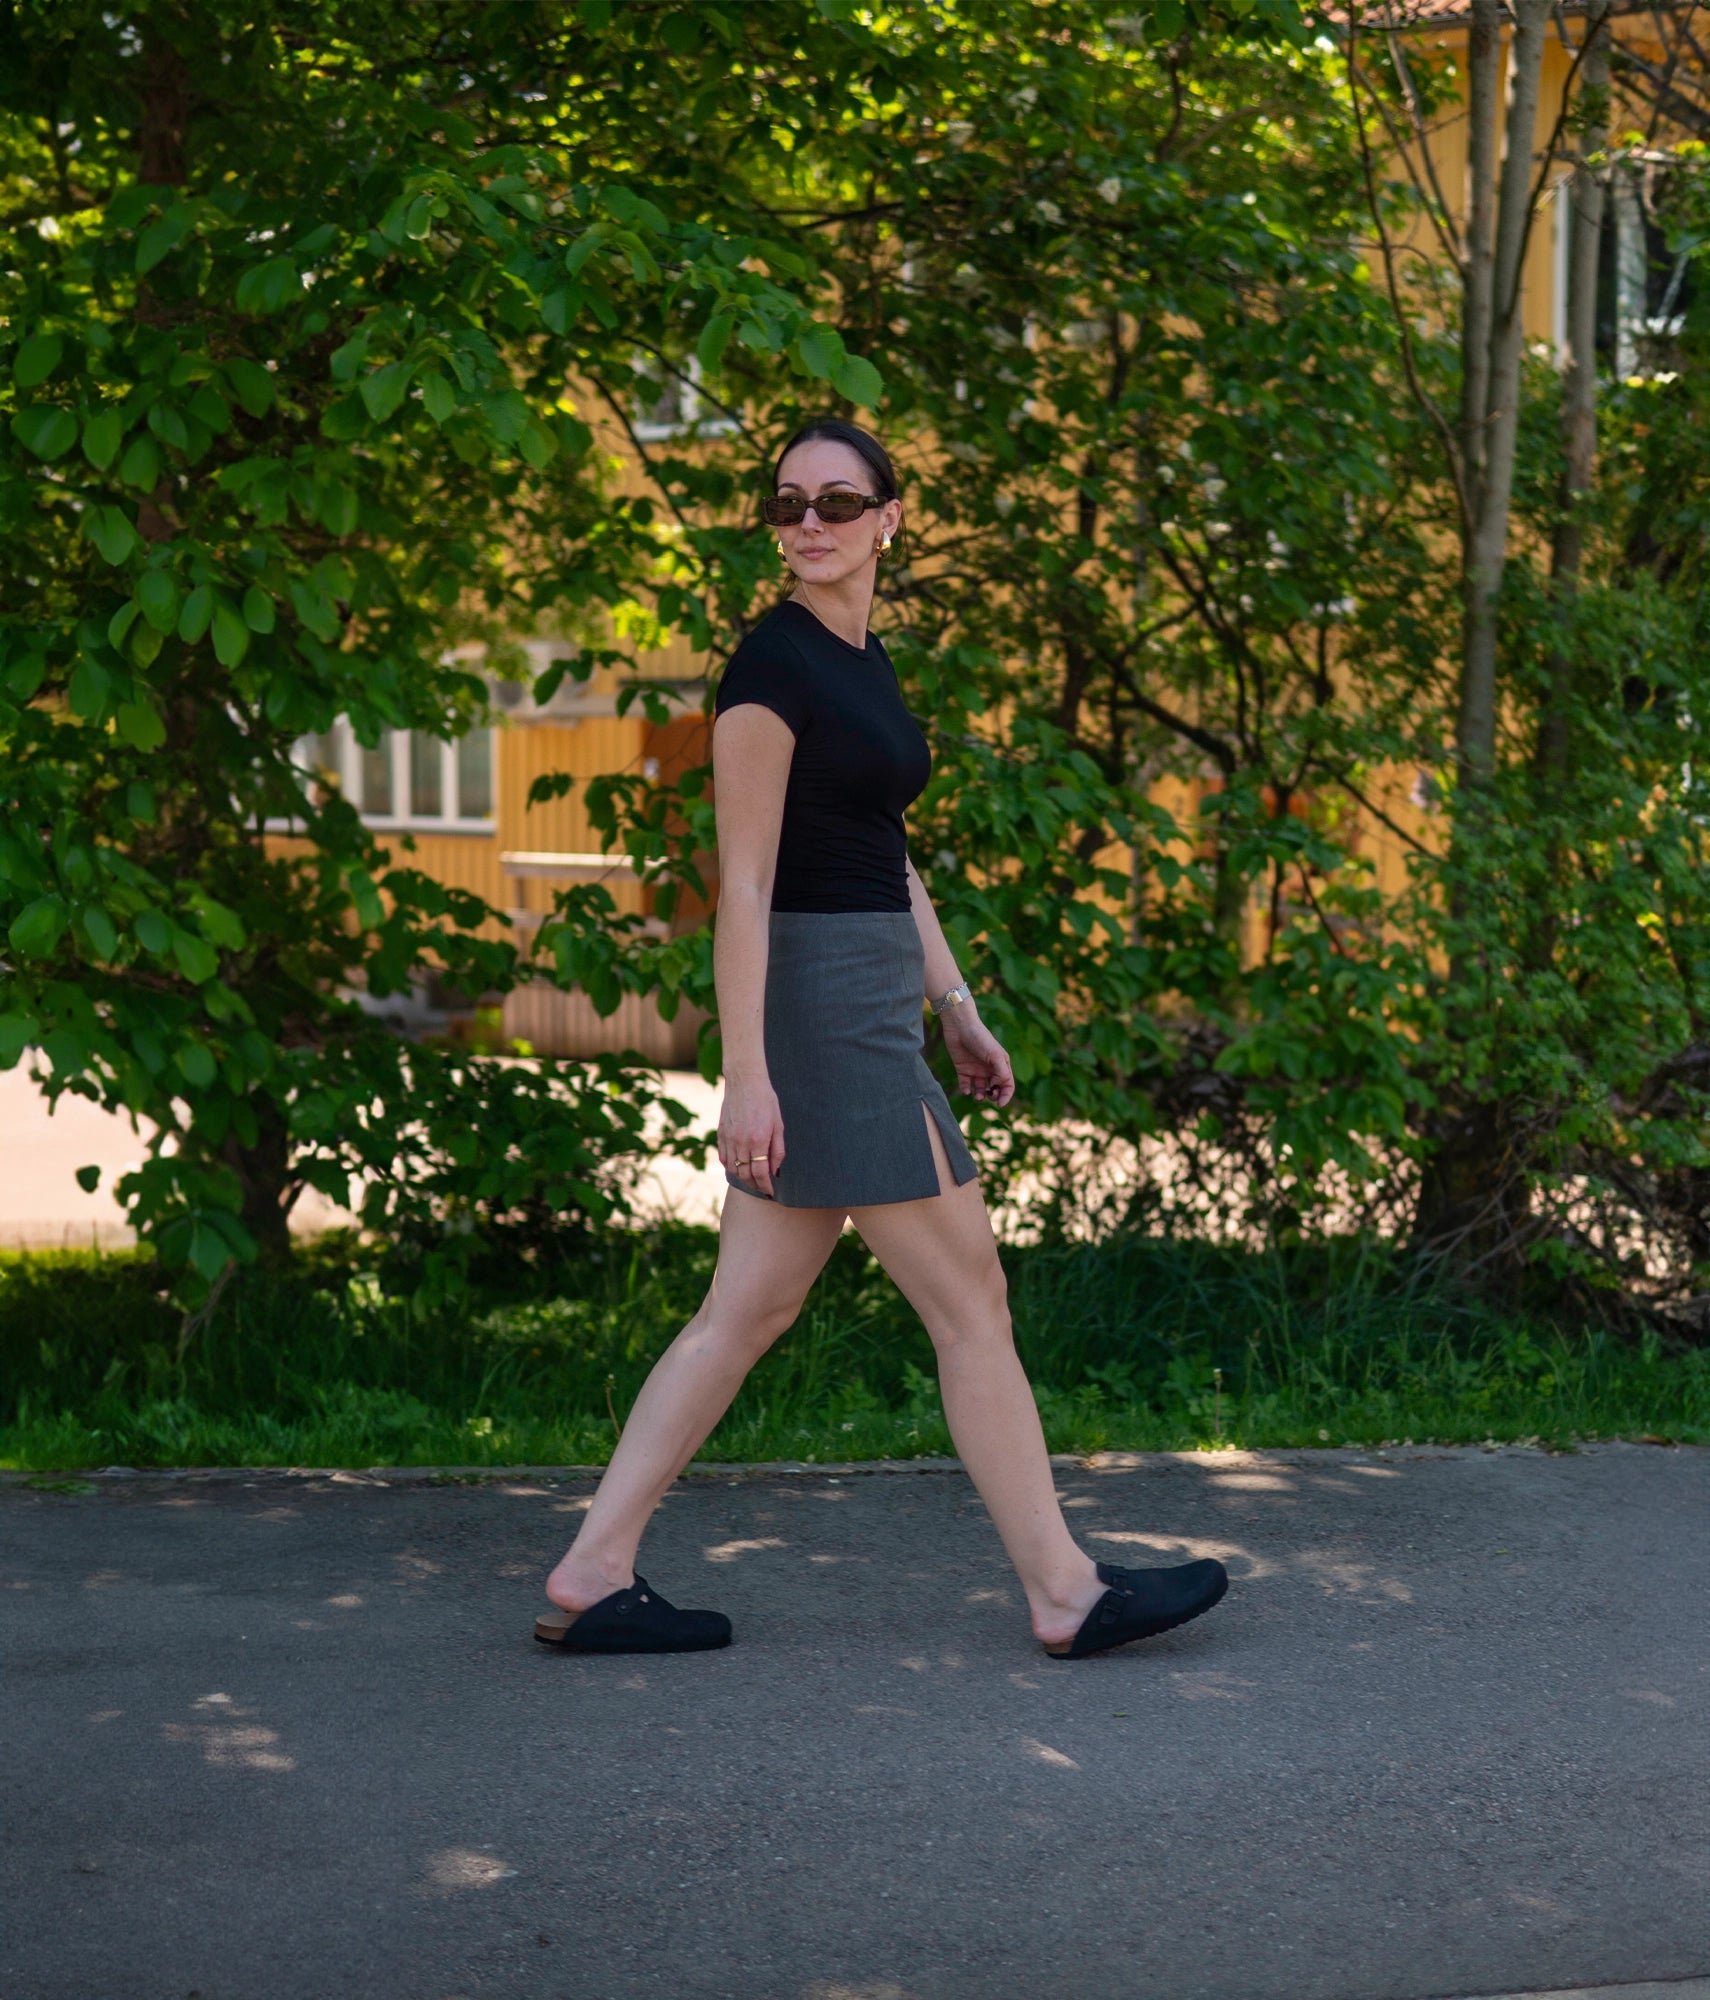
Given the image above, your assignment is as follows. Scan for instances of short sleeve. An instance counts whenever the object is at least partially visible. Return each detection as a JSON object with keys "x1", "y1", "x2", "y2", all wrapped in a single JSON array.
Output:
[{"x1": 714, "y1": 631, "x2": 811, "y2": 739}]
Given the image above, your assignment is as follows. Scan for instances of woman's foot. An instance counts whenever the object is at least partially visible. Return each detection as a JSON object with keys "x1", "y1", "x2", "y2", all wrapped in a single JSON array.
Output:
[
  {"x1": 1043, "y1": 1558, "x2": 1229, "y2": 1659},
  {"x1": 545, "y1": 1548, "x2": 636, "y2": 1616},
  {"x1": 535, "y1": 1574, "x2": 732, "y2": 1653},
  {"x1": 1028, "y1": 1558, "x2": 1110, "y2": 1652}
]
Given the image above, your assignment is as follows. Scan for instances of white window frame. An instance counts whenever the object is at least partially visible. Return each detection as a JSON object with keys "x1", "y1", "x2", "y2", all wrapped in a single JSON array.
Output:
[
  {"x1": 632, "y1": 353, "x2": 737, "y2": 441},
  {"x1": 324, "y1": 718, "x2": 495, "y2": 832}
]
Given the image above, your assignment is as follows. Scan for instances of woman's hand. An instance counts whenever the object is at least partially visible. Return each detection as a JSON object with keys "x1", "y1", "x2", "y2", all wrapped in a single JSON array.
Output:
[
  {"x1": 719, "y1": 1076, "x2": 786, "y2": 1200},
  {"x1": 941, "y1": 1008, "x2": 1016, "y2": 1108}
]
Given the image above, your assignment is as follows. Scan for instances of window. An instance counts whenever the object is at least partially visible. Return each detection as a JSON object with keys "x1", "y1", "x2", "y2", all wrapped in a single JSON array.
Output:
[
  {"x1": 632, "y1": 354, "x2": 734, "y2": 440},
  {"x1": 302, "y1": 720, "x2": 495, "y2": 829}
]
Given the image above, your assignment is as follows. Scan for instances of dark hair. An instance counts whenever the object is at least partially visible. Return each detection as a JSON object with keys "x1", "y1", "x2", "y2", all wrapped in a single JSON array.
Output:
[
  {"x1": 771, "y1": 416, "x2": 901, "y2": 504},
  {"x1": 770, "y1": 418, "x2": 905, "y2": 586}
]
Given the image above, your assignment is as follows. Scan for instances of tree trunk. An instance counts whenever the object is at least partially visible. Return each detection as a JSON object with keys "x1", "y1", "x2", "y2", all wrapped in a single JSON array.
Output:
[
  {"x1": 1414, "y1": 0, "x2": 1556, "y2": 1271},
  {"x1": 1456, "y1": 0, "x2": 1553, "y2": 785},
  {"x1": 223, "y1": 1096, "x2": 297, "y2": 1270},
  {"x1": 1536, "y1": 3, "x2": 1611, "y2": 787}
]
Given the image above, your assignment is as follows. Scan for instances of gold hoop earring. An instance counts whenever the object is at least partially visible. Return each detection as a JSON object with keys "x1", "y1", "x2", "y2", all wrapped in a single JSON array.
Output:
[
  {"x1": 776, "y1": 540, "x2": 788, "y2": 560},
  {"x1": 877, "y1": 535, "x2": 892, "y2": 559}
]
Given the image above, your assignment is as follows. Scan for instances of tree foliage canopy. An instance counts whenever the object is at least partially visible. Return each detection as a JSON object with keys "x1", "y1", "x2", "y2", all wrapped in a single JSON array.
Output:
[{"x1": 5, "y1": 0, "x2": 1710, "y2": 1308}]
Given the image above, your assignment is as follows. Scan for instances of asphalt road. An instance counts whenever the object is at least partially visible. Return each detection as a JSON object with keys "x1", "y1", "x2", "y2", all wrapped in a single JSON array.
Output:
[{"x1": 4, "y1": 1445, "x2": 1707, "y2": 2000}]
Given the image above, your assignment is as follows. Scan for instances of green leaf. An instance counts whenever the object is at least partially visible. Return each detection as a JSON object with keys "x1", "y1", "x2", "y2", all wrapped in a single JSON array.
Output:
[
  {"x1": 130, "y1": 621, "x2": 164, "y2": 668},
  {"x1": 4, "y1": 647, "x2": 47, "y2": 700},
  {"x1": 108, "y1": 601, "x2": 141, "y2": 649},
  {"x1": 136, "y1": 569, "x2": 179, "y2": 633},
  {"x1": 116, "y1": 700, "x2": 167, "y2": 751},
  {"x1": 317, "y1": 481, "x2": 359, "y2": 537},
  {"x1": 211, "y1": 597, "x2": 251, "y2": 667},
  {"x1": 82, "y1": 406, "x2": 127, "y2": 471},
  {"x1": 318, "y1": 394, "x2": 370, "y2": 442},
  {"x1": 188, "y1": 385, "x2": 231, "y2": 434},
  {"x1": 420, "y1": 370, "x2": 456, "y2": 423},
  {"x1": 147, "y1": 400, "x2": 189, "y2": 452},
  {"x1": 68, "y1": 656, "x2": 111, "y2": 720},
  {"x1": 0, "y1": 1013, "x2": 37, "y2": 1066},
  {"x1": 79, "y1": 904, "x2": 119, "y2": 959},
  {"x1": 12, "y1": 405, "x2": 78, "y2": 460},
  {"x1": 43, "y1": 1027, "x2": 88, "y2": 1076},
  {"x1": 8, "y1": 896, "x2": 66, "y2": 958},
  {"x1": 329, "y1": 328, "x2": 370, "y2": 382},
  {"x1": 223, "y1": 356, "x2": 275, "y2": 417},
  {"x1": 191, "y1": 892, "x2": 246, "y2": 949},
  {"x1": 178, "y1": 584, "x2": 214, "y2": 643},
  {"x1": 134, "y1": 910, "x2": 170, "y2": 954},
  {"x1": 795, "y1": 323, "x2": 846, "y2": 380},
  {"x1": 288, "y1": 579, "x2": 341, "y2": 642},
  {"x1": 833, "y1": 354, "x2": 884, "y2": 408},
  {"x1": 118, "y1": 433, "x2": 161, "y2": 491},
  {"x1": 171, "y1": 929, "x2": 219, "y2": 983},
  {"x1": 234, "y1": 254, "x2": 300, "y2": 314},
  {"x1": 564, "y1": 228, "x2": 605, "y2": 277},
  {"x1": 360, "y1": 361, "x2": 413, "y2": 422},
  {"x1": 136, "y1": 201, "x2": 195, "y2": 273},
  {"x1": 75, "y1": 1165, "x2": 102, "y2": 1193},
  {"x1": 696, "y1": 313, "x2": 736, "y2": 376},
  {"x1": 175, "y1": 1042, "x2": 218, "y2": 1087},
  {"x1": 540, "y1": 288, "x2": 577, "y2": 336},
  {"x1": 85, "y1": 505, "x2": 140, "y2": 566},
  {"x1": 187, "y1": 1219, "x2": 235, "y2": 1283},
  {"x1": 126, "y1": 781, "x2": 156, "y2": 822},
  {"x1": 14, "y1": 331, "x2": 64, "y2": 388},
  {"x1": 518, "y1": 420, "x2": 556, "y2": 469},
  {"x1": 241, "y1": 585, "x2": 276, "y2": 633},
  {"x1": 482, "y1": 388, "x2": 529, "y2": 445},
  {"x1": 347, "y1": 867, "x2": 385, "y2": 929}
]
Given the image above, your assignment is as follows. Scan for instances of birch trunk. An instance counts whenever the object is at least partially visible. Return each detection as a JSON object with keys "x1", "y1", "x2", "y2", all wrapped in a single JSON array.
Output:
[
  {"x1": 1536, "y1": 2, "x2": 1612, "y2": 786},
  {"x1": 1455, "y1": 0, "x2": 1554, "y2": 786}
]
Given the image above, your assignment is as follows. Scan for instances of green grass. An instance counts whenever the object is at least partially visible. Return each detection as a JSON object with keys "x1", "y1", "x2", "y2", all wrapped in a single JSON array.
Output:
[{"x1": 2, "y1": 1227, "x2": 1706, "y2": 1471}]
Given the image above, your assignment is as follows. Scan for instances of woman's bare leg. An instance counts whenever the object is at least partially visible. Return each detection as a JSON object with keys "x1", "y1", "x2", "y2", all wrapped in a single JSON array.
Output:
[
  {"x1": 848, "y1": 1109, "x2": 1103, "y2": 1649},
  {"x1": 545, "y1": 1193, "x2": 847, "y2": 1613}
]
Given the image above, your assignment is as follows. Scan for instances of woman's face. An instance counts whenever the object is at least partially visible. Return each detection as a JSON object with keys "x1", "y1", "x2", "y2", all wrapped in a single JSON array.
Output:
[{"x1": 773, "y1": 438, "x2": 903, "y2": 589}]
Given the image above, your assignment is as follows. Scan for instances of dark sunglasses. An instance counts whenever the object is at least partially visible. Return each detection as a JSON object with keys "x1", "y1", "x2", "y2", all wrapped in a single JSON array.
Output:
[{"x1": 761, "y1": 490, "x2": 885, "y2": 526}]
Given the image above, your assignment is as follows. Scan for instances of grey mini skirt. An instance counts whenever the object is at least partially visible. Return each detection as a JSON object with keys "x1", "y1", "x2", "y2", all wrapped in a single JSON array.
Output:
[{"x1": 725, "y1": 910, "x2": 979, "y2": 1209}]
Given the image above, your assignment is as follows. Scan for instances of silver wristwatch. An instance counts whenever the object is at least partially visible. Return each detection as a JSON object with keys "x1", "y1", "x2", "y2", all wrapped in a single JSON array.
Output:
[{"x1": 929, "y1": 981, "x2": 973, "y2": 1015}]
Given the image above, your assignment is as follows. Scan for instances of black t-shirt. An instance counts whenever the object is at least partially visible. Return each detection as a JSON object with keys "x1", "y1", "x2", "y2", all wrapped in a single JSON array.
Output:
[{"x1": 713, "y1": 598, "x2": 930, "y2": 913}]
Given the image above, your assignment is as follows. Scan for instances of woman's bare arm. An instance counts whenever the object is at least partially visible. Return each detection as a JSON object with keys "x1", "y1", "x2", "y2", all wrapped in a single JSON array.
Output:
[
  {"x1": 712, "y1": 704, "x2": 795, "y2": 1193},
  {"x1": 904, "y1": 852, "x2": 1015, "y2": 1107},
  {"x1": 905, "y1": 853, "x2": 974, "y2": 1017}
]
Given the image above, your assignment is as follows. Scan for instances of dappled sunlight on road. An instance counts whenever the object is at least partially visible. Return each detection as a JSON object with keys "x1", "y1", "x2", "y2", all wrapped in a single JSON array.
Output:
[
  {"x1": 701, "y1": 1535, "x2": 789, "y2": 1564},
  {"x1": 1169, "y1": 1669, "x2": 1258, "y2": 1702},
  {"x1": 1089, "y1": 1528, "x2": 1275, "y2": 1582},
  {"x1": 1293, "y1": 1552, "x2": 1414, "y2": 1604},
  {"x1": 1020, "y1": 1736, "x2": 1080, "y2": 1770},
  {"x1": 420, "y1": 1847, "x2": 517, "y2": 1894},
  {"x1": 800, "y1": 1983, "x2": 923, "y2": 2000},
  {"x1": 161, "y1": 1691, "x2": 295, "y2": 1773}
]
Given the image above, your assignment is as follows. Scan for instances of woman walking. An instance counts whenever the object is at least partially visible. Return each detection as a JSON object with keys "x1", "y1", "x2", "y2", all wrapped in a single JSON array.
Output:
[{"x1": 536, "y1": 419, "x2": 1228, "y2": 1661}]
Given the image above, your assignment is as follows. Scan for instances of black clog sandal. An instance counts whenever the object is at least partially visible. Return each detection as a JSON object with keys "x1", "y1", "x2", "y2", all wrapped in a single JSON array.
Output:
[
  {"x1": 1044, "y1": 1557, "x2": 1229, "y2": 1660},
  {"x1": 533, "y1": 1574, "x2": 732, "y2": 1654}
]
